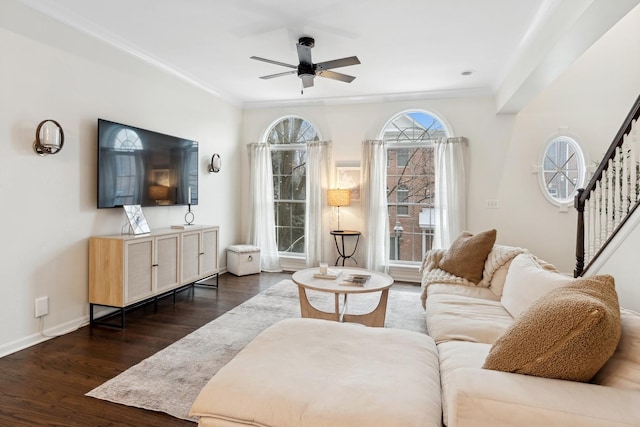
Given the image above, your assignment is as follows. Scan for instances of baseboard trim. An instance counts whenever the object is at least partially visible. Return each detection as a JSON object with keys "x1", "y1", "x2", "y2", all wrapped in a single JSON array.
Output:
[
  {"x1": 0, "y1": 274, "x2": 231, "y2": 359},
  {"x1": 0, "y1": 316, "x2": 89, "y2": 359}
]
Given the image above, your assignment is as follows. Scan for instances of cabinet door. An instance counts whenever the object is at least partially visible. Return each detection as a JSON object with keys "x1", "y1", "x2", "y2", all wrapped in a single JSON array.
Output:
[
  {"x1": 200, "y1": 228, "x2": 219, "y2": 277},
  {"x1": 155, "y1": 233, "x2": 180, "y2": 293},
  {"x1": 124, "y1": 238, "x2": 154, "y2": 304},
  {"x1": 89, "y1": 237, "x2": 125, "y2": 307},
  {"x1": 180, "y1": 231, "x2": 201, "y2": 284}
]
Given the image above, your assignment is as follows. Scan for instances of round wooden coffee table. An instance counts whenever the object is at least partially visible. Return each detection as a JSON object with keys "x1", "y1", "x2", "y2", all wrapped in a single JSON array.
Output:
[{"x1": 291, "y1": 267, "x2": 394, "y2": 327}]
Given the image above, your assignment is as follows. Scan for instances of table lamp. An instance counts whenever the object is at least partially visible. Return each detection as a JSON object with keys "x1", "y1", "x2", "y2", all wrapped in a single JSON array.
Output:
[{"x1": 327, "y1": 188, "x2": 351, "y2": 232}]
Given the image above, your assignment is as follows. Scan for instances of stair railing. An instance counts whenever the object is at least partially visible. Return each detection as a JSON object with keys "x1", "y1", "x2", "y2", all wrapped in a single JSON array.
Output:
[{"x1": 575, "y1": 94, "x2": 640, "y2": 277}]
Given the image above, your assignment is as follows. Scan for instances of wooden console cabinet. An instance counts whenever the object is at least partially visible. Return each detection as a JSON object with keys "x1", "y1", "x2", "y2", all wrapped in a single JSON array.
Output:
[{"x1": 89, "y1": 226, "x2": 219, "y2": 327}]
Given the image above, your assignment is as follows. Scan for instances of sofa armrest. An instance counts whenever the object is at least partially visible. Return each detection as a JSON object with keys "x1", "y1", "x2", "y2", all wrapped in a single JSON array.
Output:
[{"x1": 446, "y1": 368, "x2": 640, "y2": 427}]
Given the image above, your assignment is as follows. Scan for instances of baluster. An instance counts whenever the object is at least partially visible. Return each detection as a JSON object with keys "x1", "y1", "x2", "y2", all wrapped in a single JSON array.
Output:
[
  {"x1": 622, "y1": 137, "x2": 630, "y2": 216},
  {"x1": 614, "y1": 146, "x2": 621, "y2": 228},
  {"x1": 575, "y1": 188, "x2": 585, "y2": 277},
  {"x1": 607, "y1": 159, "x2": 614, "y2": 235},
  {"x1": 595, "y1": 180, "x2": 602, "y2": 250},
  {"x1": 631, "y1": 119, "x2": 639, "y2": 204},
  {"x1": 585, "y1": 197, "x2": 596, "y2": 262},
  {"x1": 583, "y1": 197, "x2": 589, "y2": 263}
]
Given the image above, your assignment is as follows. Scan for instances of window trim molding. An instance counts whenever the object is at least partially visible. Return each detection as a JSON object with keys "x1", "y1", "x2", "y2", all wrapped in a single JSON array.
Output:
[
  {"x1": 377, "y1": 108, "x2": 454, "y2": 141},
  {"x1": 535, "y1": 132, "x2": 588, "y2": 209},
  {"x1": 382, "y1": 109, "x2": 448, "y2": 266},
  {"x1": 260, "y1": 114, "x2": 323, "y2": 143},
  {"x1": 262, "y1": 114, "x2": 321, "y2": 257}
]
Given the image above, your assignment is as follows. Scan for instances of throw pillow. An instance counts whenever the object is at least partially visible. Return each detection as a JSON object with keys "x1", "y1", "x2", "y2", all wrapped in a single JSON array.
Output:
[
  {"x1": 483, "y1": 275, "x2": 621, "y2": 382},
  {"x1": 501, "y1": 253, "x2": 573, "y2": 318},
  {"x1": 439, "y1": 229, "x2": 497, "y2": 284}
]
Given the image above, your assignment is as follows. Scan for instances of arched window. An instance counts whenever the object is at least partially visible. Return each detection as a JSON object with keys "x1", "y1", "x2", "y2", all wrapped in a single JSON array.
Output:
[
  {"x1": 381, "y1": 110, "x2": 450, "y2": 262},
  {"x1": 265, "y1": 116, "x2": 320, "y2": 254}
]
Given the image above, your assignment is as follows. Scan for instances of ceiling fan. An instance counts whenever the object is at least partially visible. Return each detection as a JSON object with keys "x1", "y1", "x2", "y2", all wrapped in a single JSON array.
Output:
[{"x1": 250, "y1": 36, "x2": 360, "y2": 92}]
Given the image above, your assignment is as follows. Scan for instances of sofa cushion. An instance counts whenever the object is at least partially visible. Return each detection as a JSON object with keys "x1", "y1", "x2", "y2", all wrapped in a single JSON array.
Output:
[
  {"x1": 501, "y1": 253, "x2": 573, "y2": 318},
  {"x1": 426, "y1": 283, "x2": 500, "y2": 301},
  {"x1": 592, "y1": 308, "x2": 640, "y2": 391},
  {"x1": 439, "y1": 229, "x2": 497, "y2": 284},
  {"x1": 483, "y1": 275, "x2": 621, "y2": 382},
  {"x1": 437, "y1": 341, "x2": 492, "y2": 425},
  {"x1": 425, "y1": 293, "x2": 513, "y2": 344}
]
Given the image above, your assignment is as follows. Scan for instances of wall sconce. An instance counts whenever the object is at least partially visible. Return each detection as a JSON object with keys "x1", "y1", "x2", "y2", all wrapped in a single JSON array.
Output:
[
  {"x1": 327, "y1": 188, "x2": 351, "y2": 232},
  {"x1": 34, "y1": 120, "x2": 64, "y2": 156},
  {"x1": 208, "y1": 153, "x2": 221, "y2": 173}
]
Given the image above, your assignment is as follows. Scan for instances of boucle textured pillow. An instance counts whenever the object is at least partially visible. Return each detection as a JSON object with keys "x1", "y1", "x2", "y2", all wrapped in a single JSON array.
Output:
[
  {"x1": 501, "y1": 253, "x2": 573, "y2": 318},
  {"x1": 483, "y1": 275, "x2": 621, "y2": 382},
  {"x1": 439, "y1": 229, "x2": 496, "y2": 284}
]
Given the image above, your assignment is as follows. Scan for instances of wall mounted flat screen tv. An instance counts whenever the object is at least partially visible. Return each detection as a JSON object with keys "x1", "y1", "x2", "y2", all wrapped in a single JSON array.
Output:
[{"x1": 97, "y1": 119, "x2": 198, "y2": 208}]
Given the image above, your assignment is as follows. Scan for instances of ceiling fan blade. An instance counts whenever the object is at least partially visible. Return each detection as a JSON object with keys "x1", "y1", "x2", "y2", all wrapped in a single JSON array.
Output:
[
  {"x1": 315, "y1": 56, "x2": 361, "y2": 70},
  {"x1": 316, "y1": 69, "x2": 356, "y2": 83},
  {"x1": 250, "y1": 56, "x2": 297, "y2": 69},
  {"x1": 259, "y1": 70, "x2": 297, "y2": 80},
  {"x1": 301, "y1": 74, "x2": 315, "y2": 88},
  {"x1": 296, "y1": 43, "x2": 313, "y2": 65}
]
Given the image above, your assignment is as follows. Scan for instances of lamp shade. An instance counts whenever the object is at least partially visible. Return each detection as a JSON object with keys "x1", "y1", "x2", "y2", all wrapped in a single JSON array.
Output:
[{"x1": 327, "y1": 189, "x2": 351, "y2": 207}]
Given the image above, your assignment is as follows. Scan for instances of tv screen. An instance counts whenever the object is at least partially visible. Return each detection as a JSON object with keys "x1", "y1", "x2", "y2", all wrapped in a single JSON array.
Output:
[{"x1": 97, "y1": 119, "x2": 198, "y2": 208}]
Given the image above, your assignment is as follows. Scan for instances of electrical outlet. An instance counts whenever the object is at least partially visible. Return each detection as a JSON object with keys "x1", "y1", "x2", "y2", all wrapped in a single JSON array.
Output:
[
  {"x1": 485, "y1": 200, "x2": 500, "y2": 209},
  {"x1": 35, "y1": 296, "x2": 49, "y2": 318}
]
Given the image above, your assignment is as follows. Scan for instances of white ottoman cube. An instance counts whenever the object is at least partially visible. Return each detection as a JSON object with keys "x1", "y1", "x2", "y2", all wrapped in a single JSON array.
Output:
[
  {"x1": 190, "y1": 318, "x2": 442, "y2": 427},
  {"x1": 227, "y1": 244, "x2": 260, "y2": 276}
]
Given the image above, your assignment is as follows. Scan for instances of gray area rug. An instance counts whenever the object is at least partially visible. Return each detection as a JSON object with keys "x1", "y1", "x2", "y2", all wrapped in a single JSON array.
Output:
[{"x1": 86, "y1": 279, "x2": 427, "y2": 422}]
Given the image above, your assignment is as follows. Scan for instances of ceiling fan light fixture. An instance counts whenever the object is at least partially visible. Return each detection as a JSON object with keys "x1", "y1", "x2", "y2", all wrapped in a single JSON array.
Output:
[
  {"x1": 251, "y1": 36, "x2": 360, "y2": 90},
  {"x1": 298, "y1": 36, "x2": 315, "y2": 48}
]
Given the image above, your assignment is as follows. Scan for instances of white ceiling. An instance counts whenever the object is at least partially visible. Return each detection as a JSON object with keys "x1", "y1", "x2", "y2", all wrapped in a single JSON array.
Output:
[{"x1": 16, "y1": 0, "x2": 640, "y2": 109}]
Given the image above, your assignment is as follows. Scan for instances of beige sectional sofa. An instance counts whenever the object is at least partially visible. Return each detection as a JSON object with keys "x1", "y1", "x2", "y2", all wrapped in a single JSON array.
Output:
[
  {"x1": 421, "y1": 245, "x2": 640, "y2": 427},
  {"x1": 190, "y1": 234, "x2": 640, "y2": 427}
]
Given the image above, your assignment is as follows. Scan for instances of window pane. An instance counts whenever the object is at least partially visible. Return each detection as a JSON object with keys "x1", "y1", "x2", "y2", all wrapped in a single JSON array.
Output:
[
  {"x1": 541, "y1": 136, "x2": 585, "y2": 204},
  {"x1": 384, "y1": 111, "x2": 443, "y2": 263},
  {"x1": 397, "y1": 148, "x2": 409, "y2": 167},
  {"x1": 397, "y1": 184, "x2": 409, "y2": 215}
]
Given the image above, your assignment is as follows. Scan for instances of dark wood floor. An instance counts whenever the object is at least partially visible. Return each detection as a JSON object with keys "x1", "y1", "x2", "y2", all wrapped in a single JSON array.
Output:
[{"x1": 0, "y1": 272, "x2": 419, "y2": 426}]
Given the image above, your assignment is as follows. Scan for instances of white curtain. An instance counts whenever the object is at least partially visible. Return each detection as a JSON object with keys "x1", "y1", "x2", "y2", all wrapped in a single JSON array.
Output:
[
  {"x1": 247, "y1": 143, "x2": 282, "y2": 272},
  {"x1": 361, "y1": 140, "x2": 389, "y2": 272},
  {"x1": 434, "y1": 137, "x2": 468, "y2": 249},
  {"x1": 305, "y1": 141, "x2": 333, "y2": 266}
]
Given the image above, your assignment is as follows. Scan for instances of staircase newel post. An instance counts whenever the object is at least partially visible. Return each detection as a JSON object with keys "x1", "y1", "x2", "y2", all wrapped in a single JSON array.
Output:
[{"x1": 575, "y1": 188, "x2": 585, "y2": 277}]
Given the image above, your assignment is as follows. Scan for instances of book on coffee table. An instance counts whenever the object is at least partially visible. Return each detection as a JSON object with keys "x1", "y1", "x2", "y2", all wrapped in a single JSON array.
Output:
[
  {"x1": 340, "y1": 274, "x2": 371, "y2": 286},
  {"x1": 313, "y1": 269, "x2": 342, "y2": 279}
]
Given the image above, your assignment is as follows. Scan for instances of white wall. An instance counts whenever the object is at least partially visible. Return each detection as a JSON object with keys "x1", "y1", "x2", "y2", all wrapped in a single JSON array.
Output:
[{"x1": 0, "y1": 2, "x2": 242, "y2": 356}]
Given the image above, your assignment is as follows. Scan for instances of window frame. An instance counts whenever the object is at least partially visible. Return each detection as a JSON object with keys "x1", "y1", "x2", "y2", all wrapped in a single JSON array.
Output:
[
  {"x1": 538, "y1": 135, "x2": 586, "y2": 207},
  {"x1": 263, "y1": 115, "x2": 321, "y2": 256},
  {"x1": 380, "y1": 109, "x2": 451, "y2": 265}
]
